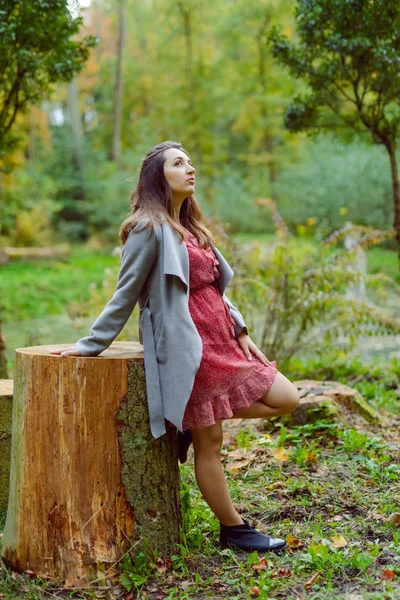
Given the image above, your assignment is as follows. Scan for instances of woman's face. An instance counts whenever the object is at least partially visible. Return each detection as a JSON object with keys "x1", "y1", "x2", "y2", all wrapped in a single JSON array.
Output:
[{"x1": 163, "y1": 148, "x2": 196, "y2": 198}]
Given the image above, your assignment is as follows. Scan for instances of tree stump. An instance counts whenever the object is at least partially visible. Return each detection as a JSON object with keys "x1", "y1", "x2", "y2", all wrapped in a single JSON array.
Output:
[
  {"x1": 0, "y1": 379, "x2": 13, "y2": 514},
  {"x1": 1, "y1": 342, "x2": 181, "y2": 588},
  {"x1": 284, "y1": 379, "x2": 380, "y2": 426}
]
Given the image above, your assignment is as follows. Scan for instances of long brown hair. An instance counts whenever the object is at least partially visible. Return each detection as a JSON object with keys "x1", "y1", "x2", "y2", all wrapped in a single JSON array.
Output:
[{"x1": 119, "y1": 140, "x2": 216, "y2": 249}]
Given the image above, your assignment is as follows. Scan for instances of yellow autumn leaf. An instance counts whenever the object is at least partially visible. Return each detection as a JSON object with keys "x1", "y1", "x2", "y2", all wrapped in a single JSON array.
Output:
[
  {"x1": 331, "y1": 535, "x2": 348, "y2": 548},
  {"x1": 272, "y1": 447, "x2": 290, "y2": 462}
]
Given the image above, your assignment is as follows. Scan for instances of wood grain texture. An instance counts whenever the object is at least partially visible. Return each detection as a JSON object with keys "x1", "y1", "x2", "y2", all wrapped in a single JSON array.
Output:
[{"x1": 1, "y1": 342, "x2": 181, "y2": 588}]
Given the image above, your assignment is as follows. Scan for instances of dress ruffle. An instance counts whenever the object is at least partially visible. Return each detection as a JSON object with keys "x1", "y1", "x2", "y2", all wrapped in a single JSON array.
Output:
[{"x1": 182, "y1": 360, "x2": 278, "y2": 430}]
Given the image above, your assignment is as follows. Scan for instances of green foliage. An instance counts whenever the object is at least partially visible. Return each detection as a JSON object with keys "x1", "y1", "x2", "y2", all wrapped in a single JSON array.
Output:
[
  {"x1": 119, "y1": 551, "x2": 152, "y2": 591},
  {"x1": 268, "y1": 0, "x2": 400, "y2": 143},
  {"x1": 336, "y1": 428, "x2": 387, "y2": 456},
  {"x1": 226, "y1": 200, "x2": 400, "y2": 369},
  {"x1": 0, "y1": 165, "x2": 61, "y2": 246},
  {"x1": 0, "y1": 0, "x2": 97, "y2": 155},
  {"x1": 275, "y1": 133, "x2": 396, "y2": 235}
]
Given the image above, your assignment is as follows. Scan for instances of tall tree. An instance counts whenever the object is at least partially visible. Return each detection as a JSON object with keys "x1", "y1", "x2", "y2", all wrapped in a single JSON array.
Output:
[
  {"x1": 268, "y1": 0, "x2": 400, "y2": 265},
  {"x1": 111, "y1": 0, "x2": 125, "y2": 166},
  {"x1": 0, "y1": 0, "x2": 96, "y2": 156}
]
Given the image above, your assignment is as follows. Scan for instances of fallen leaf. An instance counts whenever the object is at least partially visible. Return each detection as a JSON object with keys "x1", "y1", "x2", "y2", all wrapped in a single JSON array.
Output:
[
  {"x1": 249, "y1": 586, "x2": 261, "y2": 596},
  {"x1": 367, "y1": 511, "x2": 385, "y2": 522},
  {"x1": 382, "y1": 569, "x2": 396, "y2": 580},
  {"x1": 330, "y1": 535, "x2": 348, "y2": 548},
  {"x1": 388, "y1": 512, "x2": 400, "y2": 526},
  {"x1": 287, "y1": 534, "x2": 305, "y2": 550},
  {"x1": 266, "y1": 481, "x2": 287, "y2": 490},
  {"x1": 271, "y1": 567, "x2": 292, "y2": 578},
  {"x1": 155, "y1": 557, "x2": 172, "y2": 574},
  {"x1": 304, "y1": 571, "x2": 321, "y2": 588},
  {"x1": 272, "y1": 447, "x2": 290, "y2": 462},
  {"x1": 252, "y1": 557, "x2": 269, "y2": 571},
  {"x1": 332, "y1": 516, "x2": 343, "y2": 522},
  {"x1": 226, "y1": 459, "x2": 253, "y2": 472},
  {"x1": 363, "y1": 479, "x2": 376, "y2": 487}
]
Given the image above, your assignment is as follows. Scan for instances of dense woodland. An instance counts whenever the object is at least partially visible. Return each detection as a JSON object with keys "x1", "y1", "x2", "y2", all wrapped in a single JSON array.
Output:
[
  {"x1": 1, "y1": 0, "x2": 399, "y2": 246},
  {"x1": 1, "y1": 2, "x2": 400, "y2": 599}
]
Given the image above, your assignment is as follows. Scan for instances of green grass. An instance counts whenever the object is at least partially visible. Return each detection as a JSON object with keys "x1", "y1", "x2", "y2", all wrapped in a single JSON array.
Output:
[
  {"x1": 0, "y1": 243, "x2": 117, "y2": 323},
  {"x1": 1, "y1": 408, "x2": 400, "y2": 599},
  {"x1": 1, "y1": 234, "x2": 399, "y2": 598},
  {"x1": 1, "y1": 234, "x2": 398, "y2": 325}
]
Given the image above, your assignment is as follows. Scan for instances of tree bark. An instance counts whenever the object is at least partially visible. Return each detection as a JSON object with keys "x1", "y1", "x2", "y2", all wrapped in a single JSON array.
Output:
[
  {"x1": 1, "y1": 342, "x2": 181, "y2": 588},
  {"x1": 257, "y1": 11, "x2": 278, "y2": 200},
  {"x1": 67, "y1": 77, "x2": 85, "y2": 193},
  {"x1": 384, "y1": 140, "x2": 400, "y2": 268}
]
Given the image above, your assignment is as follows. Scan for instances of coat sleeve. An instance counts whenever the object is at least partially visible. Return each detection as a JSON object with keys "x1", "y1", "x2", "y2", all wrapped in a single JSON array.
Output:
[
  {"x1": 222, "y1": 292, "x2": 249, "y2": 339},
  {"x1": 74, "y1": 222, "x2": 157, "y2": 356}
]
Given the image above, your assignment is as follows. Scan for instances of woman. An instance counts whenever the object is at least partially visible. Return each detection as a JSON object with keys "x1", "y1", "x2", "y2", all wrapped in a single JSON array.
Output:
[{"x1": 50, "y1": 140, "x2": 300, "y2": 554}]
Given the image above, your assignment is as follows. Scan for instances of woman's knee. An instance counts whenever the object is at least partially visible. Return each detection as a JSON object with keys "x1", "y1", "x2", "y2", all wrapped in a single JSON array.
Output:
[
  {"x1": 262, "y1": 372, "x2": 300, "y2": 415},
  {"x1": 192, "y1": 421, "x2": 223, "y2": 455},
  {"x1": 281, "y1": 384, "x2": 300, "y2": 415}
]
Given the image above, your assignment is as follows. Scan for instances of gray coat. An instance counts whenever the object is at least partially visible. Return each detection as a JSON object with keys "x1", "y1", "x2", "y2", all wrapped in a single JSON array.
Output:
[{"x1": 74, "y1": 216, "x2": 248, "y2": 439}]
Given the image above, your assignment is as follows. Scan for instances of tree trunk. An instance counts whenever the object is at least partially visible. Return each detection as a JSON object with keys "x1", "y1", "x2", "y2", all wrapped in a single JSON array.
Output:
[
  {"x1": 1, "y1": 342, "x2": 181, "y2": 588},
  {"x1": 111, "y1": 0, "x2": 125, "y2": 166},
  {"x1": 257, "y1": 12, "x2": 278, "y2": 201},
  {"x1": 385, "y1": 140, "x2": 400, "y2": 268},
  {"x1": 177, "y1": 1, "x2": 201, "y2": 163},
  {"x1": 0, "y1": 379, "x2": 13, "y2": 513},
  {"x1": 67, "y1": 78, "x2": 85, "y2": 192}
]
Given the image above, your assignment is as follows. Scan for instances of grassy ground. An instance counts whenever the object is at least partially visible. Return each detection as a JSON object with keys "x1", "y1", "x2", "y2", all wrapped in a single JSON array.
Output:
[
  {"x1": 1, "y1": 236, "x2": 399, "y2": 598},
  {"x1": 1, "y1": 414, "x2": 399, "y2": 599},
  {"x1": 1, "y1": 356, "x2": 399, "y2": 599},
  {"x1": 1, "y1": 234, "x2": 399, "y2": 325}
]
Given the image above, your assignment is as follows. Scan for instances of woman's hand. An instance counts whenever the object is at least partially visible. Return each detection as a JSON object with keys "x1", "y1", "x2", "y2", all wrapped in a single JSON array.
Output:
[
  {"x1": 237, "y1": 331, "x2": 274, "y2": 367},
  {"x1": 50, "y1": 348, "x2": 82, "y2": 357}
]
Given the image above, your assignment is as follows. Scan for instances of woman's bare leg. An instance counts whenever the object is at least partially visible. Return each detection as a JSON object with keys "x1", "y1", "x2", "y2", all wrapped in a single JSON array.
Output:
[
  {"x1": 230, "y1": 371, "x2": 300, "y2": 419},
  {"x1": 191, "y1": 421, "x2": 244, "y2": 526},
  {"x1": 190, "y1": 373, "x2": 299, "y2": 526}
]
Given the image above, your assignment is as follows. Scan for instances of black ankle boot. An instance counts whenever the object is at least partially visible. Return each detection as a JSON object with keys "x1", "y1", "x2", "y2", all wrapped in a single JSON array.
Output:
[
  {"x1": 178, "y1": 429, "x2": 193, "y2": 464},
  {"x1": 220, "y1": 518, "x2": 287, "y2": 553}
]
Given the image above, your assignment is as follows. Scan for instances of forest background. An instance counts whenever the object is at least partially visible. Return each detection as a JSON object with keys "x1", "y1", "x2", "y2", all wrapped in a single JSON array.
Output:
[
  {"x1": 1, "y1": 2, "x2": 400, "y2": 598},
  {"x1": 1, "y1": 0, "x2": 399, "y2": 374}
]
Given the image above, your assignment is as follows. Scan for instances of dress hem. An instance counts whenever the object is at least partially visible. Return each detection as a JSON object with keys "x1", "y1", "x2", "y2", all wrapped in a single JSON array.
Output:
[{"x1": 181, "y1": 360, "x2": 278, "y2": 431}]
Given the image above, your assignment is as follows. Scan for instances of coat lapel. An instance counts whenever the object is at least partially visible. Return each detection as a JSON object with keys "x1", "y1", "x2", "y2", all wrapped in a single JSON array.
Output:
[
  {"x1": 161, "y1": 221, "x2": 234, "y2": 295},
  {"x1": 161, "y1": 222, "x2": 189, "y2": 291},
  {"x1": 211, "y1": 245, "x2": 234, "y2": 295}
]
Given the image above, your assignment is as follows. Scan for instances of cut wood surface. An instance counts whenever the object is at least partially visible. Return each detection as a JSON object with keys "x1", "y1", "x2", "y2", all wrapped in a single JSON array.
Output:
[{"x1": 1, "y1": 343, "x2": 181, "y2": 588}]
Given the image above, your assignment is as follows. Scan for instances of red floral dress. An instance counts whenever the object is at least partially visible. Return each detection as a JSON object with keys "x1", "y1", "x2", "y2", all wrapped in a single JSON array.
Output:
[{"x1": 172, "y1": 228, "x2": 278, "y2": 431}]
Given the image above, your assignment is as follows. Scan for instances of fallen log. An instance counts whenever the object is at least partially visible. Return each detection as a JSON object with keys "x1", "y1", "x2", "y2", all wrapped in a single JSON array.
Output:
[{"x1": 0, "y1": 244, "x2": 72, "y2": 263}]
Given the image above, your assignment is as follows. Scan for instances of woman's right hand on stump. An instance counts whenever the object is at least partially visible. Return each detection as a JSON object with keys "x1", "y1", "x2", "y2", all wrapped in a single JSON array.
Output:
[{"x1": 50, "y1": 347, "x2": 82, "y2": 357}]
